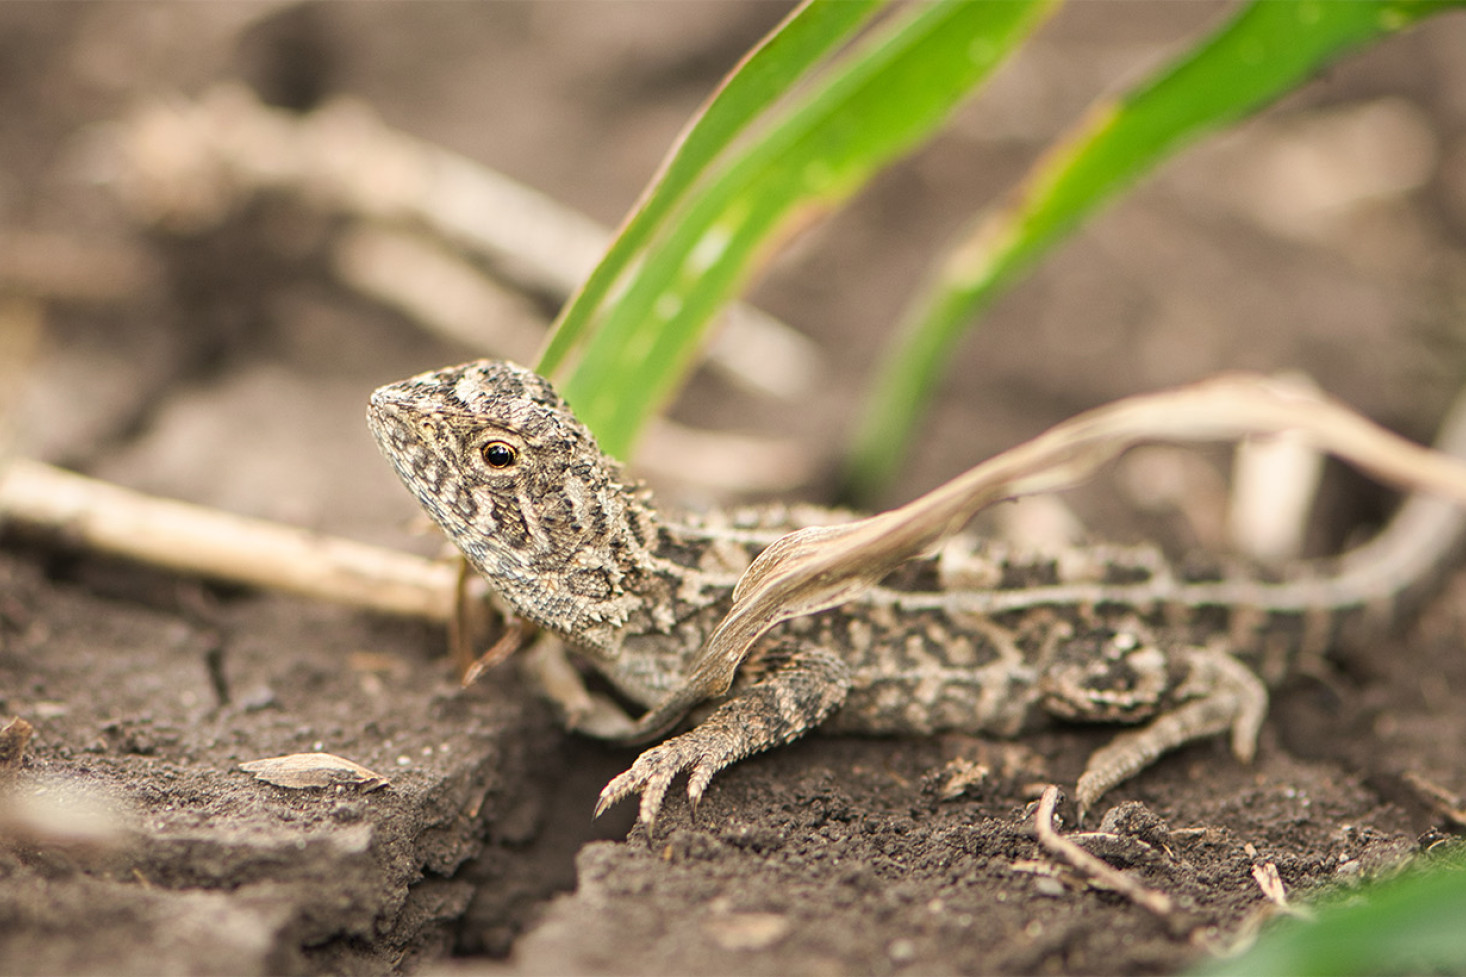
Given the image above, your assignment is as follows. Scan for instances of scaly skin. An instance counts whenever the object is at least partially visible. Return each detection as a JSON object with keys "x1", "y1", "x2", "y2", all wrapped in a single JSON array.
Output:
[{"x1": 369, "y1": 359, "x2": 1464, "y2": 831}]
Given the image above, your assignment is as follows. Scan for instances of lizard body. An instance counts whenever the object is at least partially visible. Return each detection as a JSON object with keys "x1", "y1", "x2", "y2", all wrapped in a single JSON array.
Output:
[{"x1": 368, "y1": 359, "x2": 1465, "y2": 829}]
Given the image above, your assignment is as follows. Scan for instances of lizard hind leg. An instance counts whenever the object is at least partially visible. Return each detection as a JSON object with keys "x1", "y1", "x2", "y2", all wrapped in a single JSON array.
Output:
[
  {"x1": 595, "y1": 643, "x2": 852, "y2": 835},
  {"x1": 1074, "y1": 646, "x2": 1268, "y2": 818}
]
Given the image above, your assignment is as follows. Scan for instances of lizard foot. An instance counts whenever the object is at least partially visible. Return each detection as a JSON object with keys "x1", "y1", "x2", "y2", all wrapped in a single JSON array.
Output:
[
  {"x1": 594, "y1": 733, "x2": 737, "y2": 834},
  {"x1": 595, "y1": 645, "x2": 851, "y2": 835}
]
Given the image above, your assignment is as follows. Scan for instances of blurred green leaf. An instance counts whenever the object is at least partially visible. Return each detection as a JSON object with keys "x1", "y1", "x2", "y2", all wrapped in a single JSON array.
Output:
[
  {"x1": 1196, "y1": 857, "x2": 1466, "y2": 976},
  {"x1": 538, "y1": 0, "x2": 886, "y2": 378},
  {"x1": 554, "y1": 0, "x2": 1059, "y2": 459},
  {"x1": 847, "y1": 0, "x2": 1465, "y2": 498}
]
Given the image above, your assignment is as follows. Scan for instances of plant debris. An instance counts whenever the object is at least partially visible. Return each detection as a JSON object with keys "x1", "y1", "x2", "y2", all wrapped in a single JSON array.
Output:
[{"x1": 239, "y1": 752, "x2": 390, "y2": 792}]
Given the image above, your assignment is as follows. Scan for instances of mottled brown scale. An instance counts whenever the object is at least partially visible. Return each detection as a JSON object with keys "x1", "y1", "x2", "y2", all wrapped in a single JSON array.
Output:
[{"x1": 370, "y1": 359, "x2": 1466, "y2": 830}]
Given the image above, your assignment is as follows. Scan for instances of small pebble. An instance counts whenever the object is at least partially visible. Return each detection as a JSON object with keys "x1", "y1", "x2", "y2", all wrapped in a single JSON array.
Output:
[
  {"x1": 237, "y1": 686, "x2": 278, "y2": 712},
  {"x1": 1034, "y1": 876, "x2": 1066, "y2": 897}
]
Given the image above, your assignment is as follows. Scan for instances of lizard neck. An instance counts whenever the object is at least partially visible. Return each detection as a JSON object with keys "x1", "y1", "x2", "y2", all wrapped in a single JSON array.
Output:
[{"x1": 457, "y1": 465, "x2": 698, "y2": 658}]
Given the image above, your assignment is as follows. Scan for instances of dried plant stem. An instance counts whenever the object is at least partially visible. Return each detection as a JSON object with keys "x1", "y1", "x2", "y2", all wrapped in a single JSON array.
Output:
[
  {"x1": 0, "y1": 459, "x2": 455, "y2": 621},
  {"x1": 1250, "y1": 861, "x2": 1312, "y2": 919},
  {"x1": 1401, "y1": 770, "x2": 1466, "y2": 828},
  {"x1": 1033, "y1": 785, "x2": 1175, "y2": 920}
]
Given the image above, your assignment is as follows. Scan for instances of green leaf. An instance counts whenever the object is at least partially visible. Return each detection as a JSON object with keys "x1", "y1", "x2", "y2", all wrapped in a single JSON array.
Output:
[
  {"x1": 556, "y1": 0, "x2": 1060, "y2": 459},
  {"x1": 1195, "y1": 859, "x2": 1466, "y2": 976},
  {"x1": 847, "y1": 0, "x2": 1465, "y2": 498},
  {"x1": 537, "y1": 0, "x2": 886, "y2": 378}
]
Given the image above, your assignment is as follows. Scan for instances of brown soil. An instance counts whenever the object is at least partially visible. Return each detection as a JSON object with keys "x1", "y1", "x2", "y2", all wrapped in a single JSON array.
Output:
[{"x1": 3, "y1": 4, "x2": 1466, "y2": 975}]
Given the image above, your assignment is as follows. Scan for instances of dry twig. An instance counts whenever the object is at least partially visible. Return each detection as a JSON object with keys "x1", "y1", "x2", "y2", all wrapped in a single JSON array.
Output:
[
  {"x1": 0, "y1": 459, "x2": 456, "y2": 621},
  {"x1": 1402, "y1": 770, "x2": 1466, "y2": 828},
  {"x1": 1227, "y1": 374, "x2": 1326, "y2": 561},
  {"x1": 110, "y1": 83, "x2": 821, "y2": 402},
  {"x1": 1033, "y1": 785, "x2": 1175, "y2": 920},
  {"x1": 1251, "y1": 861, "x2": 1313, "y2": 919},
  {"x1": 108, "y1": 86, "x2": 820, "y2": 494}
]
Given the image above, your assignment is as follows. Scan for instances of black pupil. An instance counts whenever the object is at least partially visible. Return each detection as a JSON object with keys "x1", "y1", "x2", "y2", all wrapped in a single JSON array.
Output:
[{"x1": 484, "y1": 442, "x2": 515, "y2": 468}]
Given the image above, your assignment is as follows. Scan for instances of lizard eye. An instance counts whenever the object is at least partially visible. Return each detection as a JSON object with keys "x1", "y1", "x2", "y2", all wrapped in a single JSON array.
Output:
[{"x1": 481, "y1": 440, "x2": 519, "y2": 469}]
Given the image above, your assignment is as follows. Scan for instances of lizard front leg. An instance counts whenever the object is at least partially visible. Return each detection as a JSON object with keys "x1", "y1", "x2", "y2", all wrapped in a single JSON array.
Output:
[
  {"x1": 519, "y1": 636, "x2": 645, "y2": 740},
  {"x1": 595, "y1": 643, "x2": 852, "y2": 832}
]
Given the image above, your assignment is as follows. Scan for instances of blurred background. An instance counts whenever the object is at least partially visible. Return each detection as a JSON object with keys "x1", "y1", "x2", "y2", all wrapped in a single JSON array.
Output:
[{"x1": 3, "y1": 1, "x2": 1466, "y2": 545}]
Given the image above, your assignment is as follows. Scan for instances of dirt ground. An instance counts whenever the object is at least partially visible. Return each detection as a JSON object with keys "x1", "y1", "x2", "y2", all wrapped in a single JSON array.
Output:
[{"x1": 3, "y1": 3, "x2": 1466, "y2": 975}]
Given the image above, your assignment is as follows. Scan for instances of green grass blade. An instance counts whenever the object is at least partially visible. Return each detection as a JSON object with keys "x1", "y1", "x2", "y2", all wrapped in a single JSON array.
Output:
[
  {"x1": 1195, "y1": 860, "x2": 1466, "y2": 976},
  {"x1": 561, "y1": 0, "x2": 1060, "y2": 458},
  {"x1": 537, "y1": 0, "x2": 887, "y2": 378},
  {"x1": 847, "y1": 0, "x2": 1464, "y2": 498}
]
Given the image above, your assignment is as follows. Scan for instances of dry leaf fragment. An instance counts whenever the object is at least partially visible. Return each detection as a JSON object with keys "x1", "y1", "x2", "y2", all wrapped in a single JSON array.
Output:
[
  {"x1": 239, "y1": 752, "x2": 389, "y2": 791},
  {"x1": 1251, "y1": 861, "x2": 1313, "y2": 920},
  {"x1": 0, "y1": 717, "x2": 34, "y2": 774},
  {"x1": 938, "y1": 757, "x2": 990, "y2": 801}
]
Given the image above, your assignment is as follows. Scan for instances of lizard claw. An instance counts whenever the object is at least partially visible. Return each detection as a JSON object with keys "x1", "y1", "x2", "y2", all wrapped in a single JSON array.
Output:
[
  {"x1": 593, "y1": 737, "x2": 724, "y2": 835},
  {"x1": 594, "y1": 742, "x2": 682, "y2": 833}
]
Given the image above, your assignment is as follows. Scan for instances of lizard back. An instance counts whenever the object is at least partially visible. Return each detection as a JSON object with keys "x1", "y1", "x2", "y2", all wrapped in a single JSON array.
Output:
[{"x1": 369, "y1": 359, "x2": 1466, "y2": 823}]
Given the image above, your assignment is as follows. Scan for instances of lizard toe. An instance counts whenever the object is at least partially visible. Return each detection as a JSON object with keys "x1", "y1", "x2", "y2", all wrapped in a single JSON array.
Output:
[
  {"x1": 595, "y1": 740, "x2": 705, "y2": 831},
  {"x1": 636, "y1": 764, "x2": 679, "y2": 833},
  {"x1": 685, "y1": 756, "x2": 719, "y2": 818},
  {"x1": 594, "y1": 768, "x2": 638, "y2": 820}
]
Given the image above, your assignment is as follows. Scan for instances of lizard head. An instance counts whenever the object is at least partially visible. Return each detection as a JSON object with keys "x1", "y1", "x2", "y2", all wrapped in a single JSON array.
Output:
[{"x1": 368, "y1": 359, "x2": 663, "y2": 654}]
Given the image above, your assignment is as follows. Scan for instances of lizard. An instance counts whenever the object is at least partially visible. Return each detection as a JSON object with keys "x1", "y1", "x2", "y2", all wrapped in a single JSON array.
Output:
[{"x1": 368, "y1": 358, "x2": 1466, "y2": 831}]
